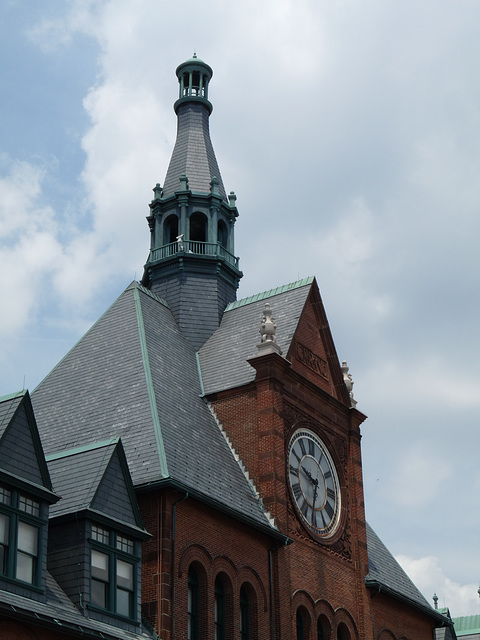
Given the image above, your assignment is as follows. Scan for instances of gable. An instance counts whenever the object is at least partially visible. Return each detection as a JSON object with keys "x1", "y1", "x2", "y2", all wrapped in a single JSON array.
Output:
[
  {"x1": 287, "y1": 284, "x2": 349, "y2": 405},
  {"x1": 0, "y1": 391, "x2": 52, "y2": 491},
  {"x1": 91, "y1": 449, "x2": 137, "y2": 527}
]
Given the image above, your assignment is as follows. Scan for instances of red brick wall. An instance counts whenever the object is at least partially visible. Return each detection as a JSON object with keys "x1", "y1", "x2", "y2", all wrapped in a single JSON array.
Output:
[{"x1": 369, "y1": 591, "x2": 436, "y2": 640}]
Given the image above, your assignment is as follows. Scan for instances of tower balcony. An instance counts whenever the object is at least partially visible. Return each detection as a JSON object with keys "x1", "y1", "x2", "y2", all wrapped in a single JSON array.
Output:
[{"x1": 148, "y1": 240, "x2": 240, "y2": 270}]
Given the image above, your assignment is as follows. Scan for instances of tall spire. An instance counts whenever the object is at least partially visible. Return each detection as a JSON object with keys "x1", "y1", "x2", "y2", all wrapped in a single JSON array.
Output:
[
  {"x1": 142, "y1": 56, "x2": 242, "y2": 350},
  {"x1": 163, "y1": 54, "x2": 226, "y2": 199}
]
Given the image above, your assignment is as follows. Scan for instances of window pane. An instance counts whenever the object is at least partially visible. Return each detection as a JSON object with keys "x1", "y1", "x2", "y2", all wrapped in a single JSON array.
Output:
[
  {"x1": 116, "y1": 587, "x2": 132, "y2": 617},
  {"x1": 92, "y1": 578, "x2": 107, "y2": 608},
  {"x1": 92, "y1": 525, "x2": 109, "y2": 544},
  {"x1": 117, "y1": 559, "x2": 133, "y2": 589},
  {"x1": 92, "y1": 549, "x2": 109, "y2": 581},
  {"x1": 0, "y1": 513, "x2": 9, "y2": 544},
  {"x1": 16, "y1": 551, "x2": 34, "y2": 583},
  {"x1": 18, "y1": 521, "x2": 38, "y2": 555},
  {"x1": 0, "y1": 487, "x2": 11, "y2": 505},
  {"x1": 0, "y1": 545, "x2": 6, "y2": 574},
  {"x1": 18, "y1": 494, "x2": 40, "y2": 516},
  {"x1": 116, "y1": 535, "x2": 134, "y2": 554}
]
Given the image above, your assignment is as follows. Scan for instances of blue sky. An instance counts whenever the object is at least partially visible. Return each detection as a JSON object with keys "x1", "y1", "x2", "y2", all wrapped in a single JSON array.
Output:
[{"x1": 1, "y1": 0, "x2": 480, "y2": 616}]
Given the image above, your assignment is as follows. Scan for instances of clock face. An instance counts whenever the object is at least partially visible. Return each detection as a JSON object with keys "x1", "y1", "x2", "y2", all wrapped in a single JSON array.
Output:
[{"x1": 287, "y1": 429, "x2": 341, "y2": 539}]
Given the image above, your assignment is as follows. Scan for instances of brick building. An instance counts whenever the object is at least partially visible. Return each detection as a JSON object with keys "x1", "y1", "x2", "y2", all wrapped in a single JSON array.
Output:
[{"x1": 0, "y1": 56, "x2": 454, "y2": 639}]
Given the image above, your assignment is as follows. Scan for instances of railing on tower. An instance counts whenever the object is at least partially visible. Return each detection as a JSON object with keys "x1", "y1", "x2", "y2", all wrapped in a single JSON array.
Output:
[{"x1": 149, "y1": 240, "x2": 239, "y2": 269}]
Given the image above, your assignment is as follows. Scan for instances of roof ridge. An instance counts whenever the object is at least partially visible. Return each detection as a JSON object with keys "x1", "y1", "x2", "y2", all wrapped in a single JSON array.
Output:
[
  {"x1": 0, "y1": 390, "x2": 26, "y2": 404},
  {"x1": 133, "y1": 285, "x2": 169, "y2": 478},
  {"x1": 128, "y1": 280, "x2": 170, "y2": 307},
  {"x1": 205, "y1": 400, "x2": 277, "y2": 531},
  {"x1": 46, "y1": 438, "x2": 119, "y2": 461},
  {"x1": 226, "y1": 277, "x2": 314, "y2": 311}
]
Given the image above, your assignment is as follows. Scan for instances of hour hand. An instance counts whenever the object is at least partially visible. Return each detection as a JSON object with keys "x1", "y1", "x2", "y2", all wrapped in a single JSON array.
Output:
[{"x1": 302, "y1": 467, "x2": 316, "y2": 484}]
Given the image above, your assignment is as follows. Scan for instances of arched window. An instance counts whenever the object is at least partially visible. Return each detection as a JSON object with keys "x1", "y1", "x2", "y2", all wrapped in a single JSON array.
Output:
[
  {"x1": 189, "y1": 212, "x2": 207, "y2": 243},
  {"x1": 337, "y1": 623, "x2": 350, "y2": 640},
  {"x1": 187, "y1": 566, "x2": 199, "y2": 640},
  {"x1": 164, "y1": 214, "x2": 179, "y2": 245},
  {"x1": 296, "y1": 607, "x2": 310, "y2": 640},
  {"x1": 217, "y1": 220, "x2": 228, "y2": 249},
  {"x1": 317, "y1": 616, "x2": 330, "y2": 640},
  {"x1": 240, "y1": 586, "x2": 250, "y2": 640},
  {"x1": 215, "y1": 577, "x2": 226, "y2": 640}
]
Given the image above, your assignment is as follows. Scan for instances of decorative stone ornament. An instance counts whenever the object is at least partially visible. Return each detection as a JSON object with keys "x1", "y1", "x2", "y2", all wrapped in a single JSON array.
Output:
[
  {"x1": 257, "y1": 303, "x2": 282, "y2": 355},
  {"x1": 341, "y1": 361, "x2": 357, "y2": 407}
]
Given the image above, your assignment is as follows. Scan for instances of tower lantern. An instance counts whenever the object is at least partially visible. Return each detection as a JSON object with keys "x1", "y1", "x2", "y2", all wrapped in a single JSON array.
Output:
[{"x1": 174, "y1": 53, "x2": 213, "y2": 114}]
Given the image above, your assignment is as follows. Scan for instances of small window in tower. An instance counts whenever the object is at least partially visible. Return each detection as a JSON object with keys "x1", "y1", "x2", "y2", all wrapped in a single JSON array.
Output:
[
  {"x1": 190, "y1": 212, "x2": 207, "y2": 245},
  {"x1": 164, "y1": 215, "x2": 179, "y2": 245},
  {"x1": 192, "y1": 71, "x2": 200, "y2": 96},
  {"x1": 217, "y1": 220, "x2": 228, "y2": 249},
  {"x1": 183, "y1": 72, "x2": 189, "y2": 96}
]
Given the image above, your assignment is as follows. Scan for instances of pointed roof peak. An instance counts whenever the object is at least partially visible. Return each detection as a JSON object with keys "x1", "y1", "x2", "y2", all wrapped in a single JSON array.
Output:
[{"x1": 163, "y1": 56, "x2": 226, "y2": 199}]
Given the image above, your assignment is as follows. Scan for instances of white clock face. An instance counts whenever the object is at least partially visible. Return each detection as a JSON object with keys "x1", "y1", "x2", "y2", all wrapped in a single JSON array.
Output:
[{"x1": 287, "y1": 429, "x2": 341, "y2": 539}]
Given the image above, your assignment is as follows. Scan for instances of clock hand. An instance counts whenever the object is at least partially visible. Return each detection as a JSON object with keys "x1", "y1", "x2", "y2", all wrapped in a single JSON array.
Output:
[{"x1": 302, "y1": 467, "x2": 315, "y2": 484}]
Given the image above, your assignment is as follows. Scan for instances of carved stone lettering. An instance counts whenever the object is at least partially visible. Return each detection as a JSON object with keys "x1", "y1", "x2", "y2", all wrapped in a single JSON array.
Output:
[{"x1": 295, "y1": 341, "x2": 328, "y2": 379}]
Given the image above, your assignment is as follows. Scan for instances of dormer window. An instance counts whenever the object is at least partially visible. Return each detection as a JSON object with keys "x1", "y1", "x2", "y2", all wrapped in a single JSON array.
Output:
[
  {"x1": 0, "y1": 485, "x2": 42, "y2": 586},
  {"x1": 90, "y1": 524, "x2": 137, "y2": 620}
]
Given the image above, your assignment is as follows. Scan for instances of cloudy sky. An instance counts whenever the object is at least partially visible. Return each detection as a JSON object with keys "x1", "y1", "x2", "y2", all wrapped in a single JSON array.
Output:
[{"x1": 1, "y1": 0, "x2": 479, "y2": 618}]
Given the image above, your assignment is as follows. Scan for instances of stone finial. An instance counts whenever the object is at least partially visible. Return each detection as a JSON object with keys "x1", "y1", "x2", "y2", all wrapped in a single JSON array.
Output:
[
  {"x1": 257, "y1": 303, "x2": 282, "y2": 356},
  {"x1": 210, "y1": 176, "x2": 220, "y2": 196},
  {"x1": 153, "y1": 183, "x2": 162, "y2": 200},
  {"x1": 228, "y1": 191, "x2": 237, "y2": 207},
  {"x1": 433, "y1": 593, "x2": 438, "y2": 610},
  {"x1": 341, "y1": 360, "x2": 357, "y2": 408},
  {"x1": 179, "y1": 173, "x2": 189, "y2": 191}
]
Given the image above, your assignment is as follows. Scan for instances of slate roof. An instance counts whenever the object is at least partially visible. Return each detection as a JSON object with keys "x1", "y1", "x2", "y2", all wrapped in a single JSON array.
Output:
[
  {"x1": 46, "y1": 439, "x2": 147, "y2": 536},
  {"x1": 0, "y1": 390, "x2": 24, "y2": 438},
  {"x1": 32, "y1": 282, "x2": 277, "y2": 537},
  {"x1": 162, "y1": 102, "x2": 227, "y2": 199},
  {"x1": 0, "y1": 571, "x2": 156, "y2": 639},
  {"x1": 198, "y1": 278, "x2": 314, "y2": 395},
  {"x1": 365, "y1": 522, "x2": 445, "y2": 619}
]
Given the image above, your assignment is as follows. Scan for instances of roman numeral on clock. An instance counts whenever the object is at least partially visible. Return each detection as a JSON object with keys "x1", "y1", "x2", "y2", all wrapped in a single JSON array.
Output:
[
  {"x1": 299, "y1": 439, "x2": 307, "y2": 456},
  {"x1": 289, "y1": 464, "x2": 299, "y2": 478},
  {"x1": 308, "y1": 439, "x2": 315, "y2": 456},
  {"x1": 292, "y1": 482, "x2": 302, "y2": 500},
  {"x1": 324, "y1": 499, "x2": 334, "y2": 519}
]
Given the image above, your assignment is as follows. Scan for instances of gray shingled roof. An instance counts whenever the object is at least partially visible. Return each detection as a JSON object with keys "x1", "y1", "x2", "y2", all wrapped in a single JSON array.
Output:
[
  {"x1": 0, "y1": 391, "x2": 24, "y2": 438},
  {"x1": 365, "y1": 522, "x2": 435, "y2": 611},
  {"x1": 0, "y1": 571, "x2": 156, "y2": 639},
  {"x1": 32, "y1": 282, "x2": 276, "y2": 535},
  {"x1": 162, "y1": 102, "x2": 227, "y2": 199},
  {"x1": 198, "y1": 278, "x2": 314, "y2": 395}
]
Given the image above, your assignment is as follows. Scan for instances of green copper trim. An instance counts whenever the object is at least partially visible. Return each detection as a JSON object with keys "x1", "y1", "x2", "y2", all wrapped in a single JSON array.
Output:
[
  {"x1": 0, "y1": 390, "x2": 26, "y2": 404},
  {"x1": 195, "y1": 352, "x2": 205, "y2": 397},
  {"x1": 45, "y1": 438, "x2": 119, "y2": 461},
  {"x1": 453, "y1": 615, "x2": 480, "y2": 636},
  {"x1": 226, "y1": 277, "x2": 314, "y2": 311},
  {"x1": 133, "y1": 284, "x2": 169, "y2": 478}
]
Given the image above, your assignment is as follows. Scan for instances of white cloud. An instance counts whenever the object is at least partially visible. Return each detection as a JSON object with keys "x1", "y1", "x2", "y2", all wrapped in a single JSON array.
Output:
[
  {"x1": 396, "y1": 554, "x2": 480, "y2": 618},
  {"x1": 0, "y1": 161, "x2": 63, "y2": 335}
]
